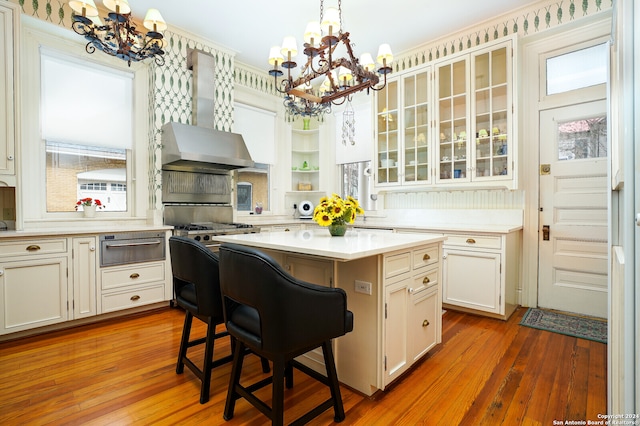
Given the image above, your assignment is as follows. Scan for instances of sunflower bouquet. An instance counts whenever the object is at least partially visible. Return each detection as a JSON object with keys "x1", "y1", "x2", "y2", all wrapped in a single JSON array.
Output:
[{"x1": 312, "y1": 193, "x2": 364, "y2": 227}]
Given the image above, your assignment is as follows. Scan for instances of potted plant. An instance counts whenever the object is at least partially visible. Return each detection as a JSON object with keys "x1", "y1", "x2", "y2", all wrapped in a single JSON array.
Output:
[
  {"x1": 76, "y1": 198, "x2": 103, "y2": 217},
  {"x1": 312, "y1": 193, "x2": 364, "y2": 236}
]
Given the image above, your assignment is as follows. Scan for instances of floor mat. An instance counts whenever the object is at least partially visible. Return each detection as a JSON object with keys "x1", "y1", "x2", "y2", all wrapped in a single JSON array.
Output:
[{"x1": 520, "y1": 308, "x2": 607, "y2": 344}]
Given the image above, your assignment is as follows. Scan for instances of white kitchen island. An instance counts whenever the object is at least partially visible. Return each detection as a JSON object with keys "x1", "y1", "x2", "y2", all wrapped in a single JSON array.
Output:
[{"x1": 214, "y1": 229, "x2": 446, "y2": 396}]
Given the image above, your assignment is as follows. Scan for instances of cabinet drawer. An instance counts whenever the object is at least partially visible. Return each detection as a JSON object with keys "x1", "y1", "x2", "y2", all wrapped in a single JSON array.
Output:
[
  {"x1": 101, "y1": 262, "x2": 165, "y2": 290},
  {"x1": 384, "y1": 251, "x2": 411, "y2": 279},
  {"x1": 101, "y1": 284, "x2": 166, "y2": 313},
  {"x1": 412, "y1": 245, "x2": 439, "y2": 270},
  {"x1": 0, "y1": 239, "x2": 67, "y2": 257},
  {"x1": 445, "y1": 234, "x2": 502, "y2": 250},
  {"x1": 410, "y1": 267, "x2": 439, "y2": 293}
]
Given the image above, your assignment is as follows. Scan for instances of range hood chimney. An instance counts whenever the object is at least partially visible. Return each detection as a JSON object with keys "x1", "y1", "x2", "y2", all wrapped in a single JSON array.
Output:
[{"x1": 162, "y1": 49, "x2": 254, "y2": 172}]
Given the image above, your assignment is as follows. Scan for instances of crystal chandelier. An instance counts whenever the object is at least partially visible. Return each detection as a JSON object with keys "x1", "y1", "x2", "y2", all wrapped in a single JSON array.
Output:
[
  {"x1": 68, "y1": 0, "x2": 166, "y2": 66},
  {"x1": 268, "y1": 0, "x2": 393, "y2": 119}
]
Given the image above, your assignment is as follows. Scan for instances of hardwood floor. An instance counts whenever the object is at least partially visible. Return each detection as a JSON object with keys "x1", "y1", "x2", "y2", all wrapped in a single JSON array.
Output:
[{"x1": 0, "y1": 306, "x2": 607, "y2": 425}]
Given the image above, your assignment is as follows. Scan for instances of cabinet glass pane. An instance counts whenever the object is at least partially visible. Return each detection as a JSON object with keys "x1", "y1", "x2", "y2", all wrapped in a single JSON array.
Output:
[
  {"x1": 416, "y1": 73, "x2": 428, "y2": 104},
  {"x1": 439, "y1": 65, "x2": 451, "y2": 98},
  {"x1": 404, "y1": 76, "x2": 415, "y2": 106},
  {"x1": 475, "y1": 53, "x2": 490, "y2": 89},
  {"x1": 377, "y1": 78, "x2": 399, "y2": 184},
  {"x1": 452, "y1": 61, "x2": 466, "y2": 95},
  {"x1": 491, "y1": 48, "x2": 507, "y2": 85}
]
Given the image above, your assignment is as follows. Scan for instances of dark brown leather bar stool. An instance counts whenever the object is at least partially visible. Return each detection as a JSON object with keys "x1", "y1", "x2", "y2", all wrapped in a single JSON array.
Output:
[
  {"x1": 168, "y1": 236, "x2": 235, "y2": 404},
  {"x1": 218, "y1": 243, "x2": 354, "y2": 425}
]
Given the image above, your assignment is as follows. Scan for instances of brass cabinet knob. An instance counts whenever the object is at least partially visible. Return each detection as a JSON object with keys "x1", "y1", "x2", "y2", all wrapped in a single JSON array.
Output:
[
  {"x1": 423, "y1": 253, "x2": 431, "y2": 261},
  {"x1": 466, "y1": 238, "x2": 476, "y2": 244},
  {"x1": 130, "y1": 295, "x2": 141, "y2": 301},
  {"x1": 422, "y1": 319, "x2": 430, "y2": 327},
  {"x1": 423, "y1": 276, "x2": 430, "y2": 284},
  {"x1": 26, "y1": 245, "x2": 41, "y2": 252},
  {"x1": 130, "y1": 273, "x2": 140, "y2": 279}
]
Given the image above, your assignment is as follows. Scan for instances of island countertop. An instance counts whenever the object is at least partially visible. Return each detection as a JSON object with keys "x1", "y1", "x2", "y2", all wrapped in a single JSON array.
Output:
[{"x1": 213, "y1": 228, "x2": 446, "y2": 261}]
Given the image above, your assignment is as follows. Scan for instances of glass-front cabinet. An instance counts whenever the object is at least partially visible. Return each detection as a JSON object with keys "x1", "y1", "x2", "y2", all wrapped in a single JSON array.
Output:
[
  {"x1": 376, "y1": 68, "x2": 432, "y2": 186},
  {"x1": 376, "y1": 80, "x2": 399, "y2": 185},
  {"x1": 375, "y1": 38, "x2": 514, "y2": 189},
  {"x1": 403, "y1": 71, "x2": 431, "y2": 184},
  {"x1": 436, "y1": 57, "x2": 468, "y2": 182},
  {"x1": 436, "y1": 40, "x2": 513, "y2": 184},
  {"x1": 472, "y1": 46, "x2": 510, "y2": 179}
]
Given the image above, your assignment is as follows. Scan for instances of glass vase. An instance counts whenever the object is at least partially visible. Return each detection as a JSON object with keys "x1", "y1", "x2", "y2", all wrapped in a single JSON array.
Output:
[
  {"x1": 328, "y1": 223, "x2": 347, "y2": 237},
  {"x1": 303, "y1": 117, "x2": 311, "y2": 130}
]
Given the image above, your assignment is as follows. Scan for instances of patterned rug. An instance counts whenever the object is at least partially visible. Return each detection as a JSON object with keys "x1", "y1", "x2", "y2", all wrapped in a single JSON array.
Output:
[{"x1": 520, "y1": 308, "x2": 607, "y2": 344}]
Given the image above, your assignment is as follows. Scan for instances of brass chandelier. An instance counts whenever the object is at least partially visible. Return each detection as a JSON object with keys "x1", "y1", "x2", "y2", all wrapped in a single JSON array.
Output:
[
  {"x1": 68, "y1": 0, "x2": 166, "y2": 66},
  {"x1": 268, "y1": 0, "x2": 393, "y2": 118}
]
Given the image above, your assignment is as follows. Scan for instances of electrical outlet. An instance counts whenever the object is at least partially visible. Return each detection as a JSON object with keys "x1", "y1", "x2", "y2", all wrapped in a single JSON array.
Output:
[{"x1": 354, "y1": 280, "x2": 372, "y2": 295}]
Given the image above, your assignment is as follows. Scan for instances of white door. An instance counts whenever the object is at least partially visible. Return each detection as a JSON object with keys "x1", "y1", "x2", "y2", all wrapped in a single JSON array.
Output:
[{"x1": 538, "y1": 101, "x2": 608, "y2": 318}]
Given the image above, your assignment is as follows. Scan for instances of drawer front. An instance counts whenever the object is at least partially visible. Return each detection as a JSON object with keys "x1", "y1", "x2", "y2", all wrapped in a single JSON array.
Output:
[
  {"x1": 101, "y1": 262, "x2": 165, "y2": 290},
  {"x1": 0, "y1": 239, "x2": 67, "y2": 257},
  {"x1": 445, "y1": 234, "x2": 502, "y2": 250},
  {"x1": 410, "y1": 267, "x2": 439, "y2": 293},
  {"x1": 413, "y1": 245, "x2": 439, "y2": 270},
  {"x1": 384, "y1": 251, "x2": 411, "y2": 279},
  {"x1": 101, "y1": 284, "x2": 166, "y2": 313}
]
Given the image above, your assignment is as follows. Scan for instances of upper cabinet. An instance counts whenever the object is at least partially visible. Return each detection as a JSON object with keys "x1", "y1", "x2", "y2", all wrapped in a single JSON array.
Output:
[
  {"x1": 376, "y1": 68, "x2": 432, "y2": 187},
  {"x1": 375, "y1": 38, "x2": 515, "y2": 189},
  {"x1": 0, "y1": 2, "x2": 17, "y2": 178}
]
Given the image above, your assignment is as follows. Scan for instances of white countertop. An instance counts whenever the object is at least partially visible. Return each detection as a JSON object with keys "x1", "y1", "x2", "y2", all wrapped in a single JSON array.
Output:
[
  {"x1": 0, "y1": 225, "x2": 173, "y2": 239},
  {"x1": 214, "y1": 229, "x2": 446, "y2": 261}
]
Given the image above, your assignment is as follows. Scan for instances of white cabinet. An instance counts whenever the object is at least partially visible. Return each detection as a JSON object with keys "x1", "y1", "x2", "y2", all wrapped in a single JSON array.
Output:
[
  {"x1": 376, "y1": 68, "x2": 432, "y2": 186},
  {"x1": 0, "y1": 2, "x2": 17, "y2": 177},
  {"x1": 374, "y1": 38, "x2": 515, "y2": 189},
  {"x1": 99, "y1": 261, "x2": 167, "y2": 313},
  {"x1": 442, "y1": 230, "x2": 520, "y2": 320},
  {"x1": 0, "y1": 239, "x2": 70, "y2": 335},
  {"x1": 383, "y1": 243, "x2": 441, "y2": 386},
  {"x1": 436, "y1": 40, "x2": 514, "y2": 184},
  {"x1": 72, "y1": 237, "x2": 97, "y2": 319}
]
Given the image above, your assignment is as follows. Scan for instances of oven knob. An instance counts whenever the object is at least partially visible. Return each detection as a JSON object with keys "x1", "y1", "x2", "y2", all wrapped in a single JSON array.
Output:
[
  {"x1": 203, "y1": 235, "x2": 210, "y2": 241},
  {"x1": 194, "y1": 235, "x2": 201, "y2": 241}
]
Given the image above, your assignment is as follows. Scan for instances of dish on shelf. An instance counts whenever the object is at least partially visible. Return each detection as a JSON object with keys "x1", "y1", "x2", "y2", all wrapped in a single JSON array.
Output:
[
  {"x1": 312, "y1": 166, "x2": 320, "y2": 170},
  {"x1": 292, "y1": 166, "x2": 297, "y2": 170}
]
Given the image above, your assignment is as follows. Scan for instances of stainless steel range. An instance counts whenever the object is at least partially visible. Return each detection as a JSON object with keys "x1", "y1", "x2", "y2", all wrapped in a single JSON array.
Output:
[{"x1": 172, "y1": 221, "x2": 258, "y2": 251}]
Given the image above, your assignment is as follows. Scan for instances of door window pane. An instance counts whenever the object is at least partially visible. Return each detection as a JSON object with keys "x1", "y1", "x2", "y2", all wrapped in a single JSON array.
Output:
[
  {"x1": 546, "y1": 44, "x2": 607, "y2": 95},
  {"x1": 557, "y1": 116, "x2": 607, "y2": 160}
]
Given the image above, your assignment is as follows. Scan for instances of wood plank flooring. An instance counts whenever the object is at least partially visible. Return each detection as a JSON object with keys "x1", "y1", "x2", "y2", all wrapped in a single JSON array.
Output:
[{"x1": 0, "y1": 306, "x2": 607, "y2": 425}]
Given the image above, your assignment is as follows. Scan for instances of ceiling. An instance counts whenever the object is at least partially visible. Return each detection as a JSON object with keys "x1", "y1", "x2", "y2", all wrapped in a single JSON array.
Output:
[{"x1": 130, "y1": 0, "x2": 535, "y2": 71}]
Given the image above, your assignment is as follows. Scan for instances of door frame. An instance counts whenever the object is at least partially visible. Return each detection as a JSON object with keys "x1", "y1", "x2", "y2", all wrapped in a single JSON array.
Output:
[{"x1": 519, "y1": 17, "x2": 610, "y2": 309}]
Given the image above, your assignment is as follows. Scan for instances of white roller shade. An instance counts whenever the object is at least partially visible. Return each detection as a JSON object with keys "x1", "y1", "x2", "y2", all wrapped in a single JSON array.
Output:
[
  {"x1": 234, "y1": 103, "x2": 276, "y2": 164},
  {"x1": 334, "y1": 100, "x2": 373, "y2": 164},
  {"x1": 41, "y1": 51, "x2": 133, "y2": 149}
]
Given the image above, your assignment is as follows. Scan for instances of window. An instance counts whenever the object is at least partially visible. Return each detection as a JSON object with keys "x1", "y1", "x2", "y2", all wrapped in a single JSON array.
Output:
[
  {"x1": 557, "y1": 116, "x2": 607, "y2": 160},
  {"x1": 234, "y1": 104, "x2": 275, "y2": 212},
  {"x1": 341, "y1": 161, "x2": 373, "y2": 211},
  {"x1": 546, "y1": 43, "x2": 607, "y2": 95},
  {"x1": 41, "y1": 51, "x2": 133, "y2": 213}
]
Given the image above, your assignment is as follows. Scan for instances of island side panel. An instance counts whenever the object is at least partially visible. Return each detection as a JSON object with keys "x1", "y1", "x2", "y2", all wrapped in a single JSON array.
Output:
[{"x1": 334, "y1": 254, "x2": 382, "y2": 396}]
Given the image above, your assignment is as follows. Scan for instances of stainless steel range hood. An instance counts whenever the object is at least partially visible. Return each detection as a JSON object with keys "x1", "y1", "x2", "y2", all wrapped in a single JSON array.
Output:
[
  {"x1": 161, "y1": 49, "x2": 254, "y2": 173},
  {"x1": 161, "y1": 122, "x2": 254, "y2": 172}
]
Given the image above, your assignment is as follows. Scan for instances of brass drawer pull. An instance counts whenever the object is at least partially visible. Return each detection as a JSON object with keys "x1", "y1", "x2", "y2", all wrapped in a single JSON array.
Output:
[
  {"x1": 423, "y1": 276, "x2": 430, "y2": 284},
  {"x1": 423, "y1": 253, "x2": 431, "y2": 261},
  {"x1": 422, "y1": 319, "x2": 430, "y2": 327},
  {"x1": 466, "y1": 238, "x2": 476, "y2": 244},
  {"x1": 130, "y1": 273, "x2": 140, "y2": 279},
  {"x1": 26, "y1": 245, "x2": 41, "y2": 252},
  {"x1": 130, "y1": 295, "x2": 141, "y2": 301}
]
